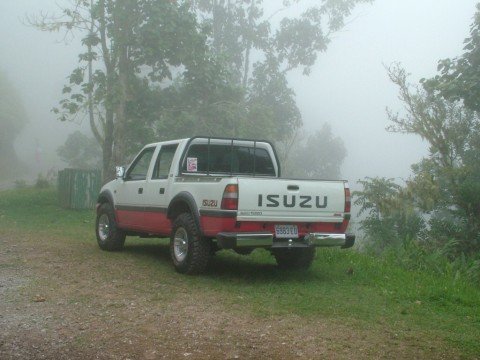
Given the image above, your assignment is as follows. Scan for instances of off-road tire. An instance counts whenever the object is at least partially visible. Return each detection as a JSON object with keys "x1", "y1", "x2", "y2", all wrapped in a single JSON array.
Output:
[
  {"x1": 273, "y1": 247, "x2": 316, "y2": 270},
  {"x1": 95, "y1": 203, "x2": 126, "y2": 251},
  {"x1": 170, "y1": 213, "x2": 211, "y2": 274}
]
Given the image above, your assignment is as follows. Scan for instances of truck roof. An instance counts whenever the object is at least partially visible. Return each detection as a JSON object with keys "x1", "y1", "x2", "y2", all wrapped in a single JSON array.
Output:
[{"x1": 143, "y1": 137, "x2": 275, "y2": 149}]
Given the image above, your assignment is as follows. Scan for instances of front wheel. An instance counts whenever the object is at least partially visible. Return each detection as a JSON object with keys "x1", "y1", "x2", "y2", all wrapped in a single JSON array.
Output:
[
  {"x1": 273, "y1": 247, "x2": 316, "y2": 270},
  {"x1": 95, "y1": 203, "x2": 126, "y2": 251},
  {"x1": 170, "y1": 213, "x2": 211, "y2": 274}
]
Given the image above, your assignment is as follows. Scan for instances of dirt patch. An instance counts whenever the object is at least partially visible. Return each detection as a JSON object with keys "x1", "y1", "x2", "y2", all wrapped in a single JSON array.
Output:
[{"x1": 0, "y1": 230, "x2": 461, "y2": 359}]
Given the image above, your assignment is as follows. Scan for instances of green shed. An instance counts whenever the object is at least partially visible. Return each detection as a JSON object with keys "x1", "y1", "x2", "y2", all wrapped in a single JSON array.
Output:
[{"x1": 58, "y1": 169, "x2": 101, "y2": 209}]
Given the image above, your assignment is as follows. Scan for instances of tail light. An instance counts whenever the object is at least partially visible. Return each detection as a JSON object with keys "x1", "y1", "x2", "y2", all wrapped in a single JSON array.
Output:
[
  {"x1": 221, "y1": 184, "x2": 239, "y2": 210},
  {"x1": 344, "y1": 183, "x2": 351, "y2": 213}
]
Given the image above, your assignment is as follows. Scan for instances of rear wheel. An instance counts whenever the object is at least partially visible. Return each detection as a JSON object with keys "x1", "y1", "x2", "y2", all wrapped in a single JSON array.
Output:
[
  {"x1": 170, "y1": 213, "x2": 210, "y2": 274},
  {"x1": 273, "y1": 247, "x2": 316, "y2": 270},
  {"x1": 95, "y1": 203, "x2": 126, "y2": 251}
]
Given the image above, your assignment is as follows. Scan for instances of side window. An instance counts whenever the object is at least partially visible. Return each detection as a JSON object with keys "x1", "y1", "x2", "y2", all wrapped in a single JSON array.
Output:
[
  {"x1": 182, "y1": 144, "x2": 233, "y2": 173},
  {"x1": 235, "y1": 147, "x2": 274, "y2": 176},
  {"x1": 236, "y1": 147, "x2": 253, "y2": 174},
  {"x1": 253, "y1": 148, "x2": 275, "y2": 176},
  {"x1": 125, "y1": 147, "x2": 155, "y2": 181},
  {"x1": 152, "y1": 144, "x2": 178, "y2": 179},
  {"x1": 182, "y1": 144, "x2": 209, "y2": 173}
]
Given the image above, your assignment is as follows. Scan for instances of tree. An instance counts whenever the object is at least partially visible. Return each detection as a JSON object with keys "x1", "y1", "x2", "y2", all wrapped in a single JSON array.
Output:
[
  {"x1": 0, "y1": 70, "x2": 28, "y2": 179},
  {"x1": 353, "y1": 63, "x2": 480, "y2": 256},
  {"x1": 31, "y1": 0, "x2": 207, "y2": 181},
  {"x1": 189, "y1": 0, "x2": 373, "y2": 163},
  {"x1": 57, "y1": 131, "x2": 102, "y2": 169},
  {"x1": 119, "y1": 0, "x2": 372, "y2": 166},
  {"x1": 282, "y1": 123, "x2": 347, "y2": 179},
  {"x1": 32, "y1": 0, "x2": 371, "y2": 182},
  {"x1": 386, "y1": 64, "x2": 480, "y2": 255},
  {"x1": 423, "y1": 3, "x2": 480, "y2": 113}
]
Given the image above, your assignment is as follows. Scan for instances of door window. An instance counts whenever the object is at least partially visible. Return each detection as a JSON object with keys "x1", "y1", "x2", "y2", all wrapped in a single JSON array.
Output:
[
  {"x1": 152, "y1": 144, "x2": 179, "y2": 179},
  {"x1": 125, "y1": 147, "x2": 155, "y2": 181}
]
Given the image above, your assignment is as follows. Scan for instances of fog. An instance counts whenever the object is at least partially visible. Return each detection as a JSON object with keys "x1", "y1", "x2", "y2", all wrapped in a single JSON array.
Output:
[{"x1": 0, "y1": 0, "x2": 477, "y2": 185}]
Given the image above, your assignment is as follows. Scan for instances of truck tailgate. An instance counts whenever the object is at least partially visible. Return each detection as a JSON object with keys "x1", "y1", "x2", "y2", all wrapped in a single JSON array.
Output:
[{"x1": 237, "y1": 178, "x2": 346, "y2": 222}]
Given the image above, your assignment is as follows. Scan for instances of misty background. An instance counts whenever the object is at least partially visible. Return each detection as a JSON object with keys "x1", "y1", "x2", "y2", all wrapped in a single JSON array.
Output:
[{"x1": 0, "y1": 0, "x2": 476, "y2": 185}]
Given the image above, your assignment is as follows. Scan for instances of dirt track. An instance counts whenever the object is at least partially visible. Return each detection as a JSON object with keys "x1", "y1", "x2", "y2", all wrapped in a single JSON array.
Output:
[{"x1": 0, "y1": 228, "x2": 459, "y2": 360}]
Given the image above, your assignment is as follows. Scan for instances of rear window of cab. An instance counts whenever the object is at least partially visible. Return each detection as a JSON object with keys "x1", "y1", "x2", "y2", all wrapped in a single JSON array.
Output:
[{"x1": 182, "y1": 144, "x2": 275, "y2": 176}]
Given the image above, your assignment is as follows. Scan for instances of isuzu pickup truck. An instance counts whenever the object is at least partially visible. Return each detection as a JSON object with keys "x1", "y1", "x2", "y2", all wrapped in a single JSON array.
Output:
[{"x1": 95, "y1": 137, "x2": 354, "y2": 274}]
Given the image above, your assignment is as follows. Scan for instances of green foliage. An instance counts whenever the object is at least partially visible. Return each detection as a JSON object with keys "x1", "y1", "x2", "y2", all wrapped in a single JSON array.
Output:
[
  {"x1": 34, "y1": 0, "x2": 210, "y2": 179},
  {"x1": 152, "y1": 55, "x2": 259, "y2": 140},
  {"x1": 415, "y1": 5, "x2": 480, "y2": 257},
  {"x1": 248, "y1": 56, "x2": 302, "y2": 142},
  {"x1": 354, "y1": 177, "x2": 424, "y2": 252},
  {"x1": 386, "y1": 64, "x2": 480, "y2": 256},
  {"x1": 422, "y1": 3, "x2": 480, "y2": 113},
  {"x1": 57, "y1": 131, "x2": 102, "y2": 169},
  {"x1": 191, "y1": 0, "x2": 373, "y2": 146},
  {"x1": 356, "y1": 7, "x2": 480, "y2": 285},
  {"x1": 34, "y1": 0, "x2": 373, "y2": 180},
  {"x1": 354, "y1": 176, "x2": 480, "y2": 285}
]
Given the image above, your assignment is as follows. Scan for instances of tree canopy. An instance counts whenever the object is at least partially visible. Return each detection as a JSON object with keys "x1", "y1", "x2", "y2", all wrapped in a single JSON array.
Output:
[
  {"x1": 32, "y1": 0, "x2": 372, "y2": 181},
  {"x1": 423, "y1": 3, "x2": 480, "y2": 113},
  {"x1": 356, "y1": 58, "x2": 480, "y2": 257}
]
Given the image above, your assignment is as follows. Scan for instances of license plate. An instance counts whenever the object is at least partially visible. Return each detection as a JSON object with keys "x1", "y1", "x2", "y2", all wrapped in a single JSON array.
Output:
[{"x1": 274, "y1": 225, "x2": 299, "y2": 239}]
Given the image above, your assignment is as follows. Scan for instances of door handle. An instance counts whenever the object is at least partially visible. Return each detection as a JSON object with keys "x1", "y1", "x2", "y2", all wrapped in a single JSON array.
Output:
[
  {"x1": 138, "y1": 187, "x2": 143, "y2": 194},
  {"x1": 159, "y1": 188, "x2": 165, "y2": 195}
]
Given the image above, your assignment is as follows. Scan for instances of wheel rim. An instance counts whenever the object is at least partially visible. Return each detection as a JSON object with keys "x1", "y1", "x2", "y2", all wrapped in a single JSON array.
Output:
[
  {"x1": 173, "y1": 227, "x2": 188, "y2": 262},
  {"x1": 98, "y1": 214, "x2": 110, "y2": 241}
]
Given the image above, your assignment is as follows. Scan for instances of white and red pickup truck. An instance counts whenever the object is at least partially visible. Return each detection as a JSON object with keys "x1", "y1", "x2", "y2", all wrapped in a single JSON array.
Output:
[{"x1": 95, "y1": 137, "x2": 354, "y2": 274}]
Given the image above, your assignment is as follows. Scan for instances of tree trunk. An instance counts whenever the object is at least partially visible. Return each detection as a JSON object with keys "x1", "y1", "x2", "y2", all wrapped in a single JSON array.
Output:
[
  {"x1": 99, "y1": 0, "x2": 116, "y2": 183},
  {"x1": 242, "y1": 0, "x2": 255, "y2": 89},
  {"x1": 103, "y1": 110, "x2": 115, "y2": 182},
  {"x1": 114, "y1": 51, "x2": 128, "y2": 170},
  {"x1": 112, "y1": 0, "x2": 130, "y2": 173}
]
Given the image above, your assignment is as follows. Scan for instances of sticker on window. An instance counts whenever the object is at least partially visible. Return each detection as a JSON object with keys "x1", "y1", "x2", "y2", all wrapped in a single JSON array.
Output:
[{"x1": 187, "y1": 157, "x2": 198, "y2": 172}]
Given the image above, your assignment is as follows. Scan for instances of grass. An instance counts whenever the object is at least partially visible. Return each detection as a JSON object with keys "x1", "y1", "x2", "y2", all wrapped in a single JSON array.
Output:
[{"x1": 1, "y1": 187, "x2": 480, "y2": 357}]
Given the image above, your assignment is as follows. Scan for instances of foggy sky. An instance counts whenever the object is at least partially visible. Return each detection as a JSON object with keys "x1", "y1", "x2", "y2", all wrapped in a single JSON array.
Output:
[
  {"x1": 0, "y1": 0, "x2": 477, "y2": 185},
  {"x1": 290, "y1": 0, "x2": 476, "y2": 186}
]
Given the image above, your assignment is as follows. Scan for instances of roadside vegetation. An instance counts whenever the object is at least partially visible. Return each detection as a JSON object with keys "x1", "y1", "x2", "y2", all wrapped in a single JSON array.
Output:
[
  {"x1": 1, "y1": 187, "x2": 479, "y2": 358},
  {"x1": 354, "y1": 7, "x2": 480, "y2": 289}
]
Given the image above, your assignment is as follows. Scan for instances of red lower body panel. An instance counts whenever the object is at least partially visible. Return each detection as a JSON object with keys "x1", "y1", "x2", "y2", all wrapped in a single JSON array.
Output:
[
  {"x1": 115, "y1": 210, "x2": 348, "y2": 239},
  {"x1": 201, "y1": 216, "x2": 349, "y2": 238},
  {"x1": 116, "y1": 210, "x2": 171, "y2": 236}
]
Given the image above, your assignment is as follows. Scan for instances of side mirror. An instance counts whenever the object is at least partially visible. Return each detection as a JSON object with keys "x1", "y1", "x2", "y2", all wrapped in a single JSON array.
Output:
[{"x1": 116, "y1": 166, "x2": 126, "y2": 180}]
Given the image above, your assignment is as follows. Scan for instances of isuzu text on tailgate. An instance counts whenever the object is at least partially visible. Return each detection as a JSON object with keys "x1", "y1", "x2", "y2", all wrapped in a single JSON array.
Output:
[{"x1": 95, "y1": 137, "x2": 355, "y2": 274}]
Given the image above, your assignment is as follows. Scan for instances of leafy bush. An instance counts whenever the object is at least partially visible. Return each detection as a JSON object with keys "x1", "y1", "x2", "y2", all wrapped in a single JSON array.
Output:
[
  {"x1": 354, "y1": 176, "x2": 480, "y2": 287},
  {"x1": 354, "y1": 177, "x2": 425, "y2": 253}
]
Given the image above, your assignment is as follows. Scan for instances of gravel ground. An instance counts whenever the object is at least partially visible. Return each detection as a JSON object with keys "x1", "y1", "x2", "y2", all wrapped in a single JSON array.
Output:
[{"x1": 0, "y1": 228, "x2": 460, "y2": 360}]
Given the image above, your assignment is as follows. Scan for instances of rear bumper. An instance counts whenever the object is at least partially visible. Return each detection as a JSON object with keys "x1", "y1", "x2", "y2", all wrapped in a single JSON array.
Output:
[
  {"x1": 216, "y1": 232, "x2": 355, "y2": 249},
  {"x1": 305, "y1": 233, "x2": 355, "y2": 248}
]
